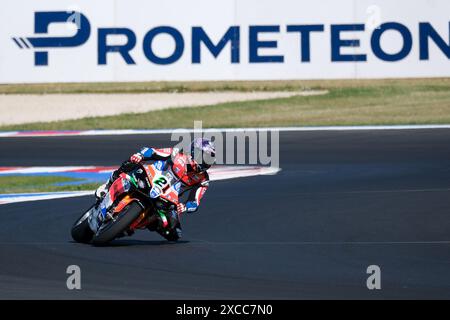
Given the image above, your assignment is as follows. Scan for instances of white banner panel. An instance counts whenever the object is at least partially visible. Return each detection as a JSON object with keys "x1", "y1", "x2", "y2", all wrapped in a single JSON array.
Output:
[{"x1": 0, "y1": 0, "x2": 449, "y2": 83}]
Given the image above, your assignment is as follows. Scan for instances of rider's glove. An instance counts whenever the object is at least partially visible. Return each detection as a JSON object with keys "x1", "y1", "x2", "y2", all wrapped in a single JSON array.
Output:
[
  {"x1": 177, "y1": 203, "x2": 186, "y2": 215},
  {"x1": 185, "y1": 201, "x2": 199, "y2": 213},
  {"x1": 130, "y1": 153, "x2": 143, "y2": 163}
]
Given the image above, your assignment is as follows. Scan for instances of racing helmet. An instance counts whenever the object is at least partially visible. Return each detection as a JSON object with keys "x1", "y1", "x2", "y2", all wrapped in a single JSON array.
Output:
[{"x1": 190, "y1": 138, "x2": 216, "y2": 172}]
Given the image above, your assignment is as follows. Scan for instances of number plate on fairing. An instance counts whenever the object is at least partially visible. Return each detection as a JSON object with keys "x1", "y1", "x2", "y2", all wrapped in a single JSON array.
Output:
[{"x1": 148, "y1": 166, "x2": 179, "y2": 204}]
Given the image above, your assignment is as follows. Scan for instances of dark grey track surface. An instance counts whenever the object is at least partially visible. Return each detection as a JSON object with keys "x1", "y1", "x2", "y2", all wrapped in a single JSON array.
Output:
[{"x1": 0, "y1": 130, "x2": 450, "y2": 299}]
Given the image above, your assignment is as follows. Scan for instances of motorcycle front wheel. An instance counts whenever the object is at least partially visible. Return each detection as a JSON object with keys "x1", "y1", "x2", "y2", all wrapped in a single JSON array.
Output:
[
  {"x1": 71, "y1": 204, "x2": 96, "y2": 243},
  {"x1": 92, "y1": 201, "x2": 143, "y2": 246}
]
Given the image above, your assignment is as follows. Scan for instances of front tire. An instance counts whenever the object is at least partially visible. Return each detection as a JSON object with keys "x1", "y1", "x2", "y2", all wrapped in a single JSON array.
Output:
[
  {"x1": 92, "y1": 202, "x2": 143, "y2": 246},
  {"x1": 71, "y1": 205, "x2": 95, "y2": 243}
]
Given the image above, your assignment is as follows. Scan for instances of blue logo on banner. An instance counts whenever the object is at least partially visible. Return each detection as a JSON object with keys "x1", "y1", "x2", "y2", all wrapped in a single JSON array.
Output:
[
  {"x1": 12, "y1": 11, "x2": 450, "y2": 66},
  {"x1": 12, "y1": 11, "x2": 90, "y2": 66}
]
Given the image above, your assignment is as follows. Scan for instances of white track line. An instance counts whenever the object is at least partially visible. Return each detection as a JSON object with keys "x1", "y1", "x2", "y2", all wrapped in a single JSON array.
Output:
[
  {"x1": 1, "y1": 125, "x2": 450, "y2": 137},
  {"x1": 0, "y1": 166, "x2": 96, "y2": 174},
  {"x1": 0, "y1": 166, "x2": 280, "y2": 205},
  {"x1": 0, "y1": 165, "x2": 280, "y2": 177},
  {"x1": 0, "y1": 191, "x2": 93, "y2": 205},
  {"x1": 209, "y1": 166, "x2": 280, "y2": 181}
]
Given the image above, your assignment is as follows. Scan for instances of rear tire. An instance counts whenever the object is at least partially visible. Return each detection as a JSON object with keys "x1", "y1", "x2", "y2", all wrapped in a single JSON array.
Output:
[
  {"x1": 92, "y1": 202, "x2": 142, "y2": 246},
  {"x1": 71, "y1": 205, "x2": 95, "y2": 243}
]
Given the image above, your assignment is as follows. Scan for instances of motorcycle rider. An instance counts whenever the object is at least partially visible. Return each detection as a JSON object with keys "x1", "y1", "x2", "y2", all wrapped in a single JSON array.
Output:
[{"x1": 95, "y1": 138, "x2": 216, "y2": 241}]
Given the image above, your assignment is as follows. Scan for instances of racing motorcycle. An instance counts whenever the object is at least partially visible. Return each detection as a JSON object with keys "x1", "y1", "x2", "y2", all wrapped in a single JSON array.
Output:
[{"x1": 71, "y1": 160, "x2": 182, "y2": 245}]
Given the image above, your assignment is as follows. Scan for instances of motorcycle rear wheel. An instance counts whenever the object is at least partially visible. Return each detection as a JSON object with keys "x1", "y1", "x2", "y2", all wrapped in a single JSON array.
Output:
[{"x1": 92, "y1": 202, "x2": 142, "y2": 246}]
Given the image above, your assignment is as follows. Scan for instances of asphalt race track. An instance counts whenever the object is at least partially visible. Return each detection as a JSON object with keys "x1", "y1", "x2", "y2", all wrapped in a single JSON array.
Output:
[{"x1": 0, "y1": 129, "x2": 450, "y2": 299}]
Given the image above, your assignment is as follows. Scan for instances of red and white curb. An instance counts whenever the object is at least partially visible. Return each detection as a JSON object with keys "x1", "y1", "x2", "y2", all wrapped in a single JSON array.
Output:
[
  {"x1": 0, "y1": 165, "x2": 280, "y2": 205},
  {"x1": 1, "y1": 125, "x2": 450, "y2": 138}
]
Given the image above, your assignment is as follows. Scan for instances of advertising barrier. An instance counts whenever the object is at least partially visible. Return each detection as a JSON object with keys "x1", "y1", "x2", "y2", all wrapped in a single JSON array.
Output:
[{"x1": 0, "y1": 0, "x2": 449, "y2": 83}]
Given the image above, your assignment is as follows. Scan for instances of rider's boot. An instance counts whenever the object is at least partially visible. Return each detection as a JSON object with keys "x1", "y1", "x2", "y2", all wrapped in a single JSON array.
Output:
[
  {"x1": 95, "y1": 181, "x2": 110, "y2": 200},
  {"x1": 159, "y1": 226, "x2": 182, "y2": 242},
  {"x1": 158, "y1": 211, "x2": 182, "y2": 241},
  {"x1": 95, "y1": 160, "x2": 138, "y2": 200}
]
